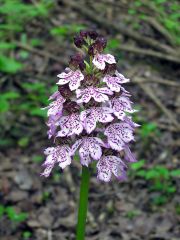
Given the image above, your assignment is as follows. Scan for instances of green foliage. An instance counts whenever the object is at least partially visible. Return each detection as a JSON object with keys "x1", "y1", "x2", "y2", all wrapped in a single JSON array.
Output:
[
  {"x1": 125, "y1": 210, "x2": 141, "y2": 219},
  {"x1": 0, "y1": 55, "x2": 23, "y2": 73},
  {"x1": 51, "y1": 24, "x2": 86, "y2": 37},
  {"x1": 0, "y1": 0, "x2": 52, "y2": 74},
  {"x1": 32, "y1": 155, "x2": 44, "y2": 163},
  {"x1": 106, "y1": 39, "x2": 120, "y2": 51},
  {"x1": 128, "y1": 0, "x2": 180, "y2": 45},
  {"x1": 130, "y1": 163, "x2": 179, "y2": 205},
  {"x1": 0, "y1": 206, "x2": 28, "y2": 223},
  {"x1": 140, "y1": 122, "x2": 159, "y2": 138},
  {"x1": 22, "y1": 231, "x2": 32, "y2": 239}
]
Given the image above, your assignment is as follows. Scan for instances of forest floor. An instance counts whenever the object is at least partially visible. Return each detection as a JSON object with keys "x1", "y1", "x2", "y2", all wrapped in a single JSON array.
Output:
[{"x1": 0, "y1": 1, "x2": 180, "y2": 239}]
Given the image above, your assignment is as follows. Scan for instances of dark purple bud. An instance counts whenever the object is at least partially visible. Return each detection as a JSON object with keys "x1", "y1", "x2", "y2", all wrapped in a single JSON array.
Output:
[
  {"x1": 80, "y1": 30, "x2": 88, "y2": 38},
  {"x1": 74, "y1": 35, "x2": 85, "y2": 48},
  {"x1": 88, "y1": 44, "x2": 95, "y2": 56},
  {"x1": 94, "y1": 37, "x2": 107, "y2": 52},
  {"x1": 103, "y1": 63, "x2": 117, "y2": 74},
  {"x1": 64, "y1": 101, "x2": 80, "y2": 113},
  {"x1": 88, "y1": 30, "x2": 98, "y2": 40},
  {"x1": 79, "y1": 61, "x2": 86, "y2": 71},
  {"x1": 69, "y1": 53, "x2": 83, "y2": 68},
  {"x1": 58, "y1": 85, "x2": 71, "y2": 99}
]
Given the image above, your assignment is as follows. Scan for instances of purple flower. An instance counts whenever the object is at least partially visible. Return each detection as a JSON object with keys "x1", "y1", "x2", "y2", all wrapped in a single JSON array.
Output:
[
  {"x1": 57, "y1": 68, "x2": 84, "y2": 91},
  {"x1": 47, "y1": 115, "x2": 59, "y2": 139},
  {"x1": 43, "y1": 93, "x2": 65, "y2": 117},
  {"x1": 103, "y1": 72, "x2": 129, "y2": 92},
  {"x1": 71, "y1": 137, "x2": 106, "y2": 166},
  {"x1": 76, "y1": 87, "x2": 113, "y2": 103},
  {"x1": 104, "y1": 122, "x2": 134, "y2": 151},
  {"x1": 41, "y1": 145, "x2": 71, "y2": 177},
  {"x1": 110, "y1": 95, "x2": 136, "y2": 120},
  {"x1": 124, "y1": 145, "x2": 137, "y2": 162},
  {"x1": 97, "y1": 155, "x2": 127, "y2": 182},
  {"x1": 56, "y1": 113, "x2": 83, "y2": 137},
  {"x1": 93, "y1": 53, "x2": 116, "y2": 70},
  {"x1": 80, "y1": 107, "x2": 114, "y2": 133}
]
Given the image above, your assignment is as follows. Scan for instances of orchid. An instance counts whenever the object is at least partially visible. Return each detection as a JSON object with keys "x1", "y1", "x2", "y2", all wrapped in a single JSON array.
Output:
[
  {"x1": 76, "y1": 86, "x2": 113, "y2": 103},
  {"x1": 57, "y1": 68, "x2": 84, "y2": 91},
  {"x1": 80, "y1": 107, "x2": 114, "y2": 133},
  {"x1": 93, "y1": 53, "x2": 116, "y2": 70},
  {"x1": 41, "y1": 30, "x2": 139, "y2": 240}
]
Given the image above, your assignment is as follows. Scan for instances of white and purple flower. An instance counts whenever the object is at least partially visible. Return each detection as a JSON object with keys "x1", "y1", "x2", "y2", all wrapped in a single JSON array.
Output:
[
  {"x1": 56, "y1": 113, "x2": 83, "y2": 137},
  {"x1": 93, "y1": 53, "x2": 116, "y2": 70},
  {"x1": 105, "y1": 122, "x2": 134, "y2": 151},
  {"x1": 110, "y1": 95, "x2": 136, "y2": 120},
  {"x1": 76, "y1": 87, "x2": 113, "y2": 103},
  {"x1": 71, "y1": 137, "x2": 106, "y2": 166},
  {"x1": 57, "y1": 68, "x2": 84, "y2": 91},
  {"x1": 41, "y1": 145, "x2": 71, "y2": 177},
  {"x1": 103, "y1": 71, "x2": 129, "y2": 92},
  {"x1": 80, "y1": 107, "x2": 114, "y2": 133},
  {"x1": 97, "y1": 155, "x2": 127, "y2": 182}
]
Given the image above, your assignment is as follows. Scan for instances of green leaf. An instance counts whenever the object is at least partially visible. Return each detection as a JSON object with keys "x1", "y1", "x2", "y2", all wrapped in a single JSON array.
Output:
[
  {"x1": 2, "y1": 92, "x2": 20, "y2": 99},
  {"x1": 6, "y1": 207, "x2": 28, "y2": 222},
  {"x1": 18, "y1": 137, "x2": 29, "y2": 147},
  {"x1": 0, "y1": 42, "x2": 16, "y2": 50},
  {"x1": 0, "y1": 98, "x2": 9, "y2": 113},
  {"x1": 0, "y1": 55, "x2": 23, "y2": 73},
  {"x1": 30, "y1": 108, "x2": 47, "y2": 117},
  {"x1": 22, "y1": 231, "x2": 32, "y2": 239},
  {"x1": 170, "y1": 169, "x2": 180, "y2": 177},
  {"x1": 107, "y1": 39, "x2": 120, "y2": 49},
  {"x1": 32, "y1": 155, "x2": 43, "y2": 163},
  {"x1": 131, "y1": 159, "x2": 145, "y2": 170},
  {"x1": 0, "y1": 205, "x2": 5, "y2": 217}
]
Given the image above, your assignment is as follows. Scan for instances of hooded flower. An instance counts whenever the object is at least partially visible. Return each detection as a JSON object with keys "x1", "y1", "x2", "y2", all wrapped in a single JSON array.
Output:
[
  {"x1": 93, "y1": 53, "x2": 116, "y2": 70},
  {"x1": 103, "y1": 71, "x2": 129, "y2": 92},
  {"x1": 56, "y1": 113, "x2": 83, "y2": 137},
  {"x1": 76, "y1": 87, "x2": 113, "y2": 103},
  {"x1": 80, "y1": 107, "x2": 114, "y2": 133},
  {"x1": 97, "y1": 155, "x2": 127, "y2": 182},
  {"x1": 110, "y1": 95, "x2": 136, "y2": 120},
  {"x1": 43, "y1": 93, "x2": 65, "y2": 117},
  {"x1": 104, "y1": 122, "x2": 134, "y2": 151},
  {"x1": 41, "y1": 145, "x2": 71, "y2": 177},
  {"x1": 71, "y1": 137, "x2": 106, "y2": 166},
  {"x1": 57, "y1": 68, "x2": 84, "y2": 91}
]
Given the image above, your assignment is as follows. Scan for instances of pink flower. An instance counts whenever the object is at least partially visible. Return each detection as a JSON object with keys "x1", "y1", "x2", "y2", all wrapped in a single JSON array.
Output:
[
  {"x1": 41, "y1": 145, "x2": 71, "y2": 177},
  {"x1": 124, "y1": 145, "x2": 137, "y2": 162},
  {"x1": 71, "y1": 137, "x2": 106, "y2": 166},
  {"x1": 93, "y1": 53, "x2": 116, "y2": 70},
  {"x1": 103, "y1": 71, "x2": 129, "y2": 92},
  {"x1": 80, "y1": 107, "x2": 114, "y2": 133},
  {"x1": 76, "y1": 87, "x2": 113, "y2": 103},
  {"x1": 47, "y1": 115, "x2": 59, "y2": 139},
  {"x1": 57, "y1": 68, "x2": 84, "y2": 91},
  {"x1": 110, "y1": 95, "x2": 136, "y2": 120},
  {"x1": 43, "y1": 93, "x2": 65, "y2": 117},
  {"x1": 97, "y1": 155, "x2": 127, "y2": 182},
  {"x1": 104, "y1": 122, "x2": 134, "y2": 151},
  {"x1": 56, "y1": 113, "x2": 83, "y2": 137}
]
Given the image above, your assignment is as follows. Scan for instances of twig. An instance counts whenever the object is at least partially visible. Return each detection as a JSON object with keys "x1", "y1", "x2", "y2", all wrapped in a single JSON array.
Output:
[
  {"x1": 136, "y1": 82, "x2": 179, "y2": 128},
  {"x1": 15, "y1": 41, "x2": 64, "y2": 63},
  {"x1": 144, "y1": 17, "x2": 176, "y2": 46},
  {"x1": 132, "y1": 77, "x2": 180, "y2": 87},
  {"x1": 117, "y1": 44, "x2": 180, "y2": 64},
  {"x1": 62, "y1": 0, "x2": 178, "y2": 55}
]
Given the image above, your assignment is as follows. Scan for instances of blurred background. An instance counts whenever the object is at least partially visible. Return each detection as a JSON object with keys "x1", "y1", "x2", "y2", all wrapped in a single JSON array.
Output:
[{"x1": 0, "y1": 0, "x2": 179, "y2": 239}]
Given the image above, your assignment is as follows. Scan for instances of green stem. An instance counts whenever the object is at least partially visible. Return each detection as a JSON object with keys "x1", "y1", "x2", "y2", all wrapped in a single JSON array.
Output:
[{"x1": 76, "y1": 166, "x2": 90, "y2": 240}]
